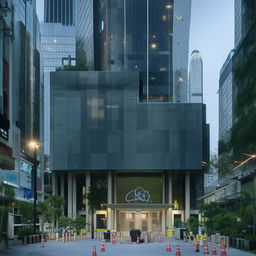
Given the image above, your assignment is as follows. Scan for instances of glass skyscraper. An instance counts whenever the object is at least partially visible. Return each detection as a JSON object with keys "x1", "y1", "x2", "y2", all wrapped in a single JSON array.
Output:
[
  {"x1": 189, "y1": 50, "x2": 203, "y2": 103},
  {"x1": 76, "y1": 0, "x2": 191, "y2": 102},
  {"x1": 44, "y1": 0, "x2": 76, "y2": 26},
  {"x1": 40, "y1": 23, "x2": 76, "y2": 157}
]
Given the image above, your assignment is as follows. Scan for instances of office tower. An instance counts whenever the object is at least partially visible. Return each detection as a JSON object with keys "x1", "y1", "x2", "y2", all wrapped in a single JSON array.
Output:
[
  {"x1": 0, "y1": 0, "x2": 43, "y2": 237},
  {"x1": 189, "y1": 50, "x2": 203, "y2": 103},
  {"x1": 234, "y1": 0, "x2": 242, "y2": 47},
  {"x1": 76, "y1": 0, "x2": 191, "y2": 102},
  {"x1": 40, "y1": 23, "x2": 76, "y2": 157},
  {"x1": 44, "y1": 0, "x2": 76, "y2": 26},
  {"x1": 50, "y1": 0, "x2": 209, "y2": 232},
  {"x1": 219, "y1": 50, "x2": 234, "y2": 144}
]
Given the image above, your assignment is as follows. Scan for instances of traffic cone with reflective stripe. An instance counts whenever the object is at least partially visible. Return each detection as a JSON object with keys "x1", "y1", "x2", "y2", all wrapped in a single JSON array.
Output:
[
  {"x1": 40, "y1": 235, "x2": 45, "y2": 248},
  {"x1": 203, "y1": 241, "x2": 209, "y2": 254},
  {"x1": 212, "y1": 243, "x2": 217, "y2": 255},
  {"x1": 111, "y1": 234, "x2": 116, "y2": 245},
  {"x1": 92, "y1": 246, "x2": 97, "y2": 256},
  {"x1": 220, "y1": 241, "x2": 227, "y2": 256},
  {"x1": 100, "y1": 240, "x2": 106, "y2": 252},
  {"x1": 175, "y1": 245, "x2": 181, "y2": 256},
  {"x1": 166, "y1": 240, "x2": 171, "y2": 252},
  {"x1": 195, "y1": 240, "x2": 200, "y2": 252}
]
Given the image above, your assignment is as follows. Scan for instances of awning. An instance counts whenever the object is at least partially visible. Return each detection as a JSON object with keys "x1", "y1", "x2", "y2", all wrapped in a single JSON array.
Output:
[{"x1": 104, "y1": 204, "x2": 172, "y2": 210}]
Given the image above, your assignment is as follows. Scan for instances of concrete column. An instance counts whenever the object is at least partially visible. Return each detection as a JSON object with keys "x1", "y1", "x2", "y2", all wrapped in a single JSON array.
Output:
[
  {"x1": 162, "y1": 172, "x2": 165, "y2": 204},
  {"x1": 162, "y1": 210, "x2": 166, "y2": 235},
  {"x1": 52, "y1": 172, "x2": 57, "y2": 195},
  {"x1": 185, "y1": 171, "x2": 190, "y2": 221},
  {"x1": 107, "y1": 171, "x2": 112, "y2": 230},
  {"x1": 107, "y1": 208, "x2": 112, "y2": 230},
  {"x1": 167, "y1": 173, "x2": 173, "y2": 228},
  {"x1": 73, "y1": 174, "x2": 77, "y2": 218},
  {"x1": 86, "y1": 172, "x2": 91, "y2": 227},
  {"x1": 68, "y1": 173, "x2": 73, "y2": 217},
  {"x1": 60, "y1": 174, "x2": 65, "y2": 198},
  {"x1": 108, "y1": 171, "x2": 112, "y2": 204}
]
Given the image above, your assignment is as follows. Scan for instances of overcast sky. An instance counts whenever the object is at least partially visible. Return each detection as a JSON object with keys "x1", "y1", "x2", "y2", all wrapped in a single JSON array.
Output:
[{"x1": 36, "y1": 0, "x2": 234, "y2": 154}]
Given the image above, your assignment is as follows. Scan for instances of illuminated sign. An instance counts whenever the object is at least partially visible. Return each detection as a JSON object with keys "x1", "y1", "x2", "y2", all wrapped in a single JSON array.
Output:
[
  {"x1": 0, "y1": 128, "x2": 8, "y2": 141},
  {"x1": 125, "y1": 187, "x2": 151, "y2": 204}
]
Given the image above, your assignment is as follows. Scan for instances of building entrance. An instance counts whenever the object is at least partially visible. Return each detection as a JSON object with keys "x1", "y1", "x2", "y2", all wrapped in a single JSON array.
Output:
[{"x1": 116, "y1": 210, "x2": 162, "y2": 232}]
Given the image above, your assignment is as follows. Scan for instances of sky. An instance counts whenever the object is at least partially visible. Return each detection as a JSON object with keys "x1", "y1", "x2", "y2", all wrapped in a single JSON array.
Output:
[{"x1": 36, "y1": 0, "x2": 234, "y2": 154}]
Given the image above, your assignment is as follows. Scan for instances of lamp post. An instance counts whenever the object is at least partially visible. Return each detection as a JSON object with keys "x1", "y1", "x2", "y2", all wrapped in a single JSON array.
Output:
[{"x1": 29, "y1": 141, "x2": 39, "y2": 233}]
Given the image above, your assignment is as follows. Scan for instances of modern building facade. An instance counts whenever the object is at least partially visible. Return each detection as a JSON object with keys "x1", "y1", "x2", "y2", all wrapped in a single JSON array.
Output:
[
  {"x1": 0, "y1": 0, "x2": 44, "y2": 237},
  {"x1": 218, "y1": 50, "x2": 235, "y2": 144},
  {"x1": 76, "y1": 0, "x2": 191, "y2": 103},
  {"x1": 229, "y1": 0, "x2": 256, "y2": 159},
  {"x1": 40, "y1": 22, "x2": 76, "y2": 158},
  {"x1": 44, "y1": 0, "x2": 76, "y2": 26},
  {"x1": 189, "y1": 50, "x2": 203, "y2": 103},
  {"x1": 50, "y1": 71, "x2": 209, "y2": 233}
]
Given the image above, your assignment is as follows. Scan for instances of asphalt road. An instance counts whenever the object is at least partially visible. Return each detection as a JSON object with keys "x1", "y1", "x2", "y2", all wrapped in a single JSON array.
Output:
[{"x1": 0, "y1": 237, "x2": 255, "y2": 256}]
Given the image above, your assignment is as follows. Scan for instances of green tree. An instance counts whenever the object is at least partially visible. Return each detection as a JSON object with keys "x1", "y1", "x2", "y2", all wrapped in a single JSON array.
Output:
[
  {"x1": 184, "y1": 216, "x2": 200, "y2": 233},
  {"x1": 72, "y1": 215, "x2": 87, "y2": 232},
  {"x1": 199, "y1": 202, "x2": 225, "y2": 234},
  {"x1": 86, "y1": 184, "x2": 107, "y2": 239},
  {"x1": 0, "y1": 184, "x2": 15, "y2": 240},
  {"x1": 38, "y1": 200, "x2": 51, "y2": 232},
  {"x1": 48, "y1": 195, "x2": 65, "y2": 231},
  {"x1": 59, "y1": 216, "x2": 71, "y2": 229}
]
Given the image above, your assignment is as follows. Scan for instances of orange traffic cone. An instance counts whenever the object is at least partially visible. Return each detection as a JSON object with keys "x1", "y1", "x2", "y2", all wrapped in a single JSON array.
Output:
[
  {"x1": 136, "y1": 236, "x2": 140, "y2": 244},
  {"x1": 212, "y1": 243, "x2": 217, "y2": 255},
  {"x1": 203, "y1": 241, "x2": 209, "y2": 254},
  {"x1": 92, "y1": 246, "x2": 97, "y2": 256},
  {"x1": 100, "y1": 240, "x2": 106, "y2": 252},
  {"x1": 195, "y1": 240, "x2": 200, "y2": 252},
  {"x1": 220, "y1": 241, "x2": 227, "y2": 256},
  {"x1": 111, "y1": 234, "x2": 116, "y2": 245},
  {"x1": 166, "y1": 240, "x2": 171, "y2": 252},
  {"x1": 129, "y1": 236, "x2": 132, "y2": 244},
  {"x1": 40, "y1": 235, "x2": 45, "y2": 248},
  {"x1": 175, "y1": 245, "x2": 181, "y2": 256}
]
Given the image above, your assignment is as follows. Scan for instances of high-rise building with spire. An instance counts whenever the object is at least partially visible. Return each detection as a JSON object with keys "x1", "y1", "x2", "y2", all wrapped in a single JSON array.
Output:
[{"x1": 189, "y1": 50, "x2": 203, "y2": 103}]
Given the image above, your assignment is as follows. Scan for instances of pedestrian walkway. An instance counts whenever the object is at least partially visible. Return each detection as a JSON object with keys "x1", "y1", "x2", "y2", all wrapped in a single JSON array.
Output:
[{"x1": 0, "y1": 238, "x2": 255, "y2": 256}]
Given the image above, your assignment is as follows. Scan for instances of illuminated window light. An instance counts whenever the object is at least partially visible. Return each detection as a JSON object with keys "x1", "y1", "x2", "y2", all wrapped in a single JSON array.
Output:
[
  {"x1": 177, "y1": 77, "x2": 184, "y2": 82},
  {"x1": 150, "y1": 43, "x2": 158, "y2": 49},
  {"x1": 165, "y1": 4, "x2": 173, "y2": 9}
]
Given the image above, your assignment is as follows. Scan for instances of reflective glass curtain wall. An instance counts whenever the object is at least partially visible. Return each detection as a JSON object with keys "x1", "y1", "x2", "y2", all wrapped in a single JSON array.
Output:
[
  {"x1": 76, "y1": 0, "x2": 191, "y2": 102},
  {"x1": 44, "y1": 0, "x2": 76, "y2": 26}
]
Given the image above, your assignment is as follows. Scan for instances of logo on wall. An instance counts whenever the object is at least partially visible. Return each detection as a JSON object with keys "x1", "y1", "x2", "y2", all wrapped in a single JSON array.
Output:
[{"x1": 125, "y1": 187, "x2": 151, "y2": 204}]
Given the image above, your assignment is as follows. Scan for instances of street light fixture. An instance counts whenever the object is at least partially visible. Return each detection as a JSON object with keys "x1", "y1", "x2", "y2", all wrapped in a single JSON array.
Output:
[{"x1": 29, "y1": 140, "x2": 40, "y2": 233}]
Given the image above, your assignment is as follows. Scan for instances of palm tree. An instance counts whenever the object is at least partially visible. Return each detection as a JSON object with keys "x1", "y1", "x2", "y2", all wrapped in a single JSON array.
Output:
[
  {"x1": 38, "y1": 200, "x2": 51, "y2": 232},
  {"x1": 48, "y1": 195, "x2": 65, "y2": 231}
]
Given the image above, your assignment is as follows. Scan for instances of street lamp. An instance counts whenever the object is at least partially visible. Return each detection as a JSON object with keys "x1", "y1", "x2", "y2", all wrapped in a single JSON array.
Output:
[{"x1": 29, "y1": 141, "x2": 40, "y2": 233}]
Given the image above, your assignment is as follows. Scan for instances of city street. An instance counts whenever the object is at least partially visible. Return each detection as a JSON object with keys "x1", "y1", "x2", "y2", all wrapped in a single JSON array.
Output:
[{"x1": 0, "y1": 238, "x2": 254, "y2": 256}]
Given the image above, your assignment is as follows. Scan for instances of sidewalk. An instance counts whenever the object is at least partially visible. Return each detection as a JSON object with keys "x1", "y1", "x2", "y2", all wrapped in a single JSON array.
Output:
[{"x1": 0, "y1": 237, "x2": 255, "y2": 256}]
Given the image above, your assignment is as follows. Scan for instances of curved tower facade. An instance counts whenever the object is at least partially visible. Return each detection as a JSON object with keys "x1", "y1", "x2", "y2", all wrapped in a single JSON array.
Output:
[{"x1": 189, "y1": 50, "x2": 203, "y2": 103}]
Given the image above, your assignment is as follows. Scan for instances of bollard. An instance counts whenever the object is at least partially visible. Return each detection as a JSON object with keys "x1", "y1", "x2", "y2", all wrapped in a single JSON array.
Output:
[{"x1": 74, "y1": 232, "x2": 77, "y2": 241}]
